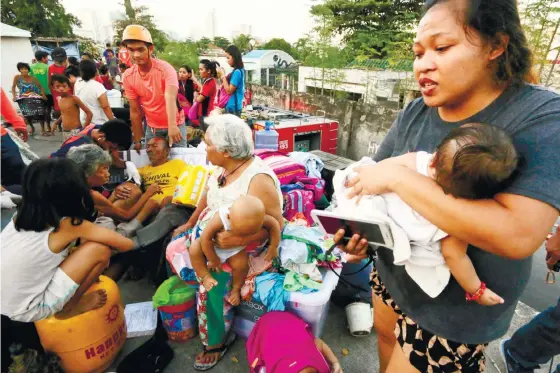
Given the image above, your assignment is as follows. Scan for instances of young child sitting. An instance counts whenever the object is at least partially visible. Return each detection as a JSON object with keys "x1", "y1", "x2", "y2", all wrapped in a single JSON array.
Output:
[
  {"x1": 341, "y1": 123, "x2": 518, "y2": 306},
  {"x1": 247, "y1": 311, "x2": 342, "y2": 373},
  {"x1": 0, "y1": 158, "x2": 134, "y2": 322},
  {"x1": 190, "y1": 195, "x2": 281, "y2": 306},
  {"x1": 50, "y1": 74, "x2": 92, "y2": 140}
]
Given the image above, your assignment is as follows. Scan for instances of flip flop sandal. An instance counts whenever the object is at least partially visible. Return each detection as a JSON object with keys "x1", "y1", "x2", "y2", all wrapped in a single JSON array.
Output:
[{"x1": 193, "y1": 332, "x2": 237, "y2": 371}]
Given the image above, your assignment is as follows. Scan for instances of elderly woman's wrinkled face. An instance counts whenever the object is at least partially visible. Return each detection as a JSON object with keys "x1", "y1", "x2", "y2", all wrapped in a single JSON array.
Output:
[
  {"x1": 88, "y1": 164, "x2": 110, "y2": 187},
  {"x1": 204, "y1": 135, "x2": 225, "y2": 166}
]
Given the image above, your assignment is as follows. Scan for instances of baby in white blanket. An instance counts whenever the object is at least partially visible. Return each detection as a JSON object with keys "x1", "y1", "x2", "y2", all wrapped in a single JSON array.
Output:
[{"x1": 337, "y1": 123, "x2": 519, "y2": 306}]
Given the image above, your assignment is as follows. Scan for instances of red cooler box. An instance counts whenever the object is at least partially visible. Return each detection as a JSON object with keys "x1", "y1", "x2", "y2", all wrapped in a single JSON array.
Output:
[{"x1": 254, "y1": 115, "x2": 338, "y2": 154}]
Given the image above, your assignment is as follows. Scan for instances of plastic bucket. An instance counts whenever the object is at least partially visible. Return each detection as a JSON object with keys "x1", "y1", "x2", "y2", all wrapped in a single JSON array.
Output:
[
  {"x1": 158, "y1": 298, "x2": 197, "y2": 343},
  {"x1": 345, "y1": 302, "x2": 373, "y2": 337}
]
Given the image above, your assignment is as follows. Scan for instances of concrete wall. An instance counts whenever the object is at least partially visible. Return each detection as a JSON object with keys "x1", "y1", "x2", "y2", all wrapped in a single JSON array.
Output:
[{"x1": 248, "y1": 84, "x2": 400, "y2": 160}]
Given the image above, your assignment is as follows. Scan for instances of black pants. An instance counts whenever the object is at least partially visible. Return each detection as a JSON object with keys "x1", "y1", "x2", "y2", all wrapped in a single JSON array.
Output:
[{"x1": 1, "y1": 134, "x2": 26, "y2": 187}]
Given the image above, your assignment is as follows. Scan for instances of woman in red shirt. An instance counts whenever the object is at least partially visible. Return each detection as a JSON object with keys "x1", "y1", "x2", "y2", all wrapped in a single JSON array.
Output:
[{"x1": 196, "y1": 59, "x2": 217, "y2": 131}]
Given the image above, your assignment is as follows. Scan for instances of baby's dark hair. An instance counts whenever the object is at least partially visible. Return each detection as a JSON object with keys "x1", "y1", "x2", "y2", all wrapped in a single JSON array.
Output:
[
  {"x1": 433, "y1": 123, "x2": 519, "y2": 199},
  {"x1": 50, "y1": 74, "x2": 70, "y2": 86},
  {"x1": 14, "y1": 158, "x2": 95, "y2": 232}
]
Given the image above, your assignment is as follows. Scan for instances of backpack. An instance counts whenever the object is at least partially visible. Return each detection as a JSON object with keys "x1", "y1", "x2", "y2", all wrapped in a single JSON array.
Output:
[
  {"x1": 281, "y1": 177, "x2": 325, "y2": 202},
  {"x1": 254, "y1": 150, "x2": 306, "y2": 185},
  {"x1": 283, "y1": 189, "x2": 315, "y2": 225}
]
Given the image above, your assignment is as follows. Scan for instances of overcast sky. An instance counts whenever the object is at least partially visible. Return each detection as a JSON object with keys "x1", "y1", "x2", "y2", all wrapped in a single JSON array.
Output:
[{"x1": 62, "y1": 0, "x2": 319, "y2": 43}]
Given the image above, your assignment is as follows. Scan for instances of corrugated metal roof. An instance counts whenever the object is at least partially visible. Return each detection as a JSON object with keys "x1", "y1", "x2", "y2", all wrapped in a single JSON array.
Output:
[
  {"x1": 1, "y1": 23, "x2": 31, "y2": 38},
  {"x1": 347, "y1": 59, "x2": 414, "y2": 71},
  {"x1": 243, "y1": 50, "x2": 270, "y2": 59}
]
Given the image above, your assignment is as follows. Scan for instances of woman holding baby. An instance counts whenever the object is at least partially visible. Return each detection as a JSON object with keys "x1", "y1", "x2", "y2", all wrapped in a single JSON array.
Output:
[
  {"x1": 169, "y1": 114, "x2": 284, "y2": 371},
  {"x1": 335, "y1": 0, "x2": 560, "y2": 372}
]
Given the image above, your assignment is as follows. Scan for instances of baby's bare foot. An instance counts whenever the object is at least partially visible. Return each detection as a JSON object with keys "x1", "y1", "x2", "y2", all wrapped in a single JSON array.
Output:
[
  {"x1": 477, "y1": 288, "x2": 504, "y2": 306},
  {"x1": 228, "y1": 289, "x2": 241, "y2": 306},
  {"x1": 202, "y1": 274, "x2": 218, "y2": 292}
]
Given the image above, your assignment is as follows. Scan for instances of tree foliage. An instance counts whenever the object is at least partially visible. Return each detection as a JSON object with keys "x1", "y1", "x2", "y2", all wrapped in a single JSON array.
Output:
[
  {"x1": 311, "y1": 0, "x2": 423, "y2": 60},
  {"x1": 213, "y1": 36, "x2": 231, "y2": 50},
  {"x1": 232, "y1": 34, "x2": 254, "y2": 54},
  {"x1": 196, "y1": 37, "x2": 212, "y2": 52},
  {"x1": 520, "y1": 0, "x2": 560, "y2": 82},
  {"x1": 79, "y1": 38, "x2": 102, "y2": 60},
  {"x1": 262, "y1": 38, "x2": 293, "y2": 56},
  {"x1": 113, "y1": 0, "x2": 168, "y2": 52},
  {"x1": 160, "y1": 40, "x2": 199, "y2": 70},
  {"x1": 1, "y1": 0, "x2": 81, "y2": 37}
]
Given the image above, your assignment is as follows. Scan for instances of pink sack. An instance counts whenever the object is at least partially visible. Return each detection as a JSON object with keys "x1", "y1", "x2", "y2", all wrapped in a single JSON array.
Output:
[
  {"x1": 295, "y1": 177, "x2": 326, "y2": 201},
  {"x1": 217, "y1": 85, "x2": 231, "y2": 108},
  {"x1": 188, "y1": 102, "x2": 199, "y2": 121},
  {"x1": 254, "y1": 150, "x2": 307, "y2": 185}
]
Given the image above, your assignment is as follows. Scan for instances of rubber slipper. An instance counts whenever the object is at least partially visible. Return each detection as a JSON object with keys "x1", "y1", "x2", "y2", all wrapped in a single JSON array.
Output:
[{"x1": 193, "y1": 332, "x2": 237, "y2": 371}]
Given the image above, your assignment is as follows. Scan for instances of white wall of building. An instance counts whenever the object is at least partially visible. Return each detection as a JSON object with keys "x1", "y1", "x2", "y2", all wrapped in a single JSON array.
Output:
[
  {"x1": 298, "y1": 66, "x2": 416, "y2": 104},
  {"x1": 1, "y1": 36, "x2": 34, "y2": 100}
]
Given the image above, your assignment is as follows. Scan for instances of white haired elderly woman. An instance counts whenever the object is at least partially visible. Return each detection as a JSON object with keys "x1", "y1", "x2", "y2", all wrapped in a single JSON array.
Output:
[
  {"x1": 67, "y1": 144, "x2": 161, "y2": 233},
  {"x1": 169, "y1": 114, "x2": 284, "y2": 371}
]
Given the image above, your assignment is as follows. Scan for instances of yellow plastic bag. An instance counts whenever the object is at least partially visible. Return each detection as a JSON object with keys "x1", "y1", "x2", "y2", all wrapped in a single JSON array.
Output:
[{"x1": 172, "y1": 165, "x2": 211, "y2": 207}]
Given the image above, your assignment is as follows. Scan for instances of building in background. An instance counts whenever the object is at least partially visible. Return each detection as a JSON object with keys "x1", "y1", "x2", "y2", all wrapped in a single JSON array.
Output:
[
  {"x1": 0, "y1": 23, "x2": 35, "y2": 96},
  {"x1": 243, "y1": 50, "x2": 296, "y2": 88},
  {"x1": 298, "y1": 60, "x2": 420, "y2": 107}
]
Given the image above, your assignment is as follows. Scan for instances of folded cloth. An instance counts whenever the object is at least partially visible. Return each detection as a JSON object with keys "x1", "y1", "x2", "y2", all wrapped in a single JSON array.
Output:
[
  {"x1": 283, "y1": 261, "x2": 322, "y2": 282},
  {"x1": 1, "y1": 194, "x2": 16, "y2": 209},
  {"x1": 282, "y1": 224, "x2": 325, "y2": 251},
  {"x1": 279, "y1": 239, "x2": 310, "y2": 266},
  {"x1": 289, "y1": 152, "x2": 324, "y2": 179},
  {"x1": 125, "y1": 161, "x2": 142, "y2": 185},
  {"x1": 252, "y1": 272, "x2": 290, "y2": 312},
  {"x1": 283, "y1": 271, "x2": 322, "y2": 292}
]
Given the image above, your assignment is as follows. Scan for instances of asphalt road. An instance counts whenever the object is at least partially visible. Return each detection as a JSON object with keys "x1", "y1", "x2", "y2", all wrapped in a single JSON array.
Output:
[{"x1": 9, "y1": 135, "x2": 560, "y2": 312}]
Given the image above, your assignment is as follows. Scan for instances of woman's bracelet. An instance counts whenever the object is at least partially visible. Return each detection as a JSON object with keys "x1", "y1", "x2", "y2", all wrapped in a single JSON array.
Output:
[{"x1": 465, "y1": 281, "x2": 486, "y2": 302}]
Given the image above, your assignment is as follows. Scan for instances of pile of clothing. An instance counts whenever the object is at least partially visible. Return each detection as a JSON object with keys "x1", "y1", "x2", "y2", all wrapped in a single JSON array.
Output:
[{"x1": 241, "y1": 223, "x2": 341, "y2": 312}]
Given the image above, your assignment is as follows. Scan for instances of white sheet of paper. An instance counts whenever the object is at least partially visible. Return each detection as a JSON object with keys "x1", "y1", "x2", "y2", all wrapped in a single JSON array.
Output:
[{"x1": 124, "y1": 301, "x2": 158, "y2": 338}]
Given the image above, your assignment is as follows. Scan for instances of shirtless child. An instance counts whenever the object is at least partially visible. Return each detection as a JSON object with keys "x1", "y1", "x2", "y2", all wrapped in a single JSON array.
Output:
[
  {"x1": 50, "y1": 74, "x2": 92, "y2": 140},
  {"x1": 190, "y1": 195, "x2": 281, "y2": 306}
]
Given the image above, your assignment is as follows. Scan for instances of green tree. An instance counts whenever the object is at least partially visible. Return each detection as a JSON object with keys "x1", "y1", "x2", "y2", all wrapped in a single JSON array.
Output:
[
  {"x1": 311, "y1": 0, "x2": 423, "y2": 60},
  {"x1": 232, "y1": 34, "x2": 254, "y2": 54},
  {"x1": 197, "y1": 37, "x2": 212, "y2": 52},
  {"x1": 113, "y1": 0, "x2": 168, "y2": 52},
  {"x1": 1, "y1": 0, "x2": 80, "y2": 37},
  {"x1": 213, "y1": 36, "x2": 231, "y2": 50},
  {"x1": 521, "y1": 0, "x2": 560, "y2": 83},
  {"x1": 79, "y1": 38, "x2": 102, "y2": 60},
  {"x1": 159, "y1": 40, "x2": 200, "y2": 70},
  {"x1": 262, "y1": 38, "x2": 293, "y2": 55}
]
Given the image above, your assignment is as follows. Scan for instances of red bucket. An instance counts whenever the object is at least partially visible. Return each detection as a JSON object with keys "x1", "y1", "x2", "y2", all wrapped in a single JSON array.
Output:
[{"x1": 159, "y1": 298, "x2": 197, "y2": 343}]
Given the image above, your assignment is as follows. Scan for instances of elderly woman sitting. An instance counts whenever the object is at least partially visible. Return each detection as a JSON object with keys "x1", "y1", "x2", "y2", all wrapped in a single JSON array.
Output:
[
  {"x1": 169, "y1": 114, "x2": 284, "y2": 371},
  {"x1": 67, "y1": 144, "x2": 161, "y2": 233}
]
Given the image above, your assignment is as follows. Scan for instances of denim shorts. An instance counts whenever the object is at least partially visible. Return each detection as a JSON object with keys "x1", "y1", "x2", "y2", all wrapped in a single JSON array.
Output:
[{"x1": 144, "y1": 123, "x2": 187, "y2": 147}]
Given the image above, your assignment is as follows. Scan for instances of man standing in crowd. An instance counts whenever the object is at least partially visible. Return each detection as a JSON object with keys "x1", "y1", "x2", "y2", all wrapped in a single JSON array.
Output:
[
  {"x1": 29, "y1": 51, "x2": 53, "y2": 132},
  {"x1": 1, "y1": 89, "x2": 28, "y2": 192},
  {"x1": 121, "y1": 25, "x2": 186, "y2": 149}
]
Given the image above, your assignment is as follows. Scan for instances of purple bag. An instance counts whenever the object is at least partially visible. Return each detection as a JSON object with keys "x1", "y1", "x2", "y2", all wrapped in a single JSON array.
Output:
[{"x1": 188, "y1": 102, "x2": 199, "y2": 121}]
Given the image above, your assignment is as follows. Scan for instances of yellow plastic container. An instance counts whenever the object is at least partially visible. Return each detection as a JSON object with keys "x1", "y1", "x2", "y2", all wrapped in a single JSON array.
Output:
[
  {"x1": 35, "y1": 276, "x2": 126, "y2": 373},
  {"x1": 172, "y1": 165, "x2": 211, "y2": 207}
]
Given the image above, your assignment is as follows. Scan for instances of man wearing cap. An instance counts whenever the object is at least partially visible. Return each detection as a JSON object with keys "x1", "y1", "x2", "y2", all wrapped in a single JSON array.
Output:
[
  {"x1": 121, "y1": 25, "x2": 186, "y2": 149},
  {"x1": 48, "y1": 47, "x2": 70, "y2": 127}
]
